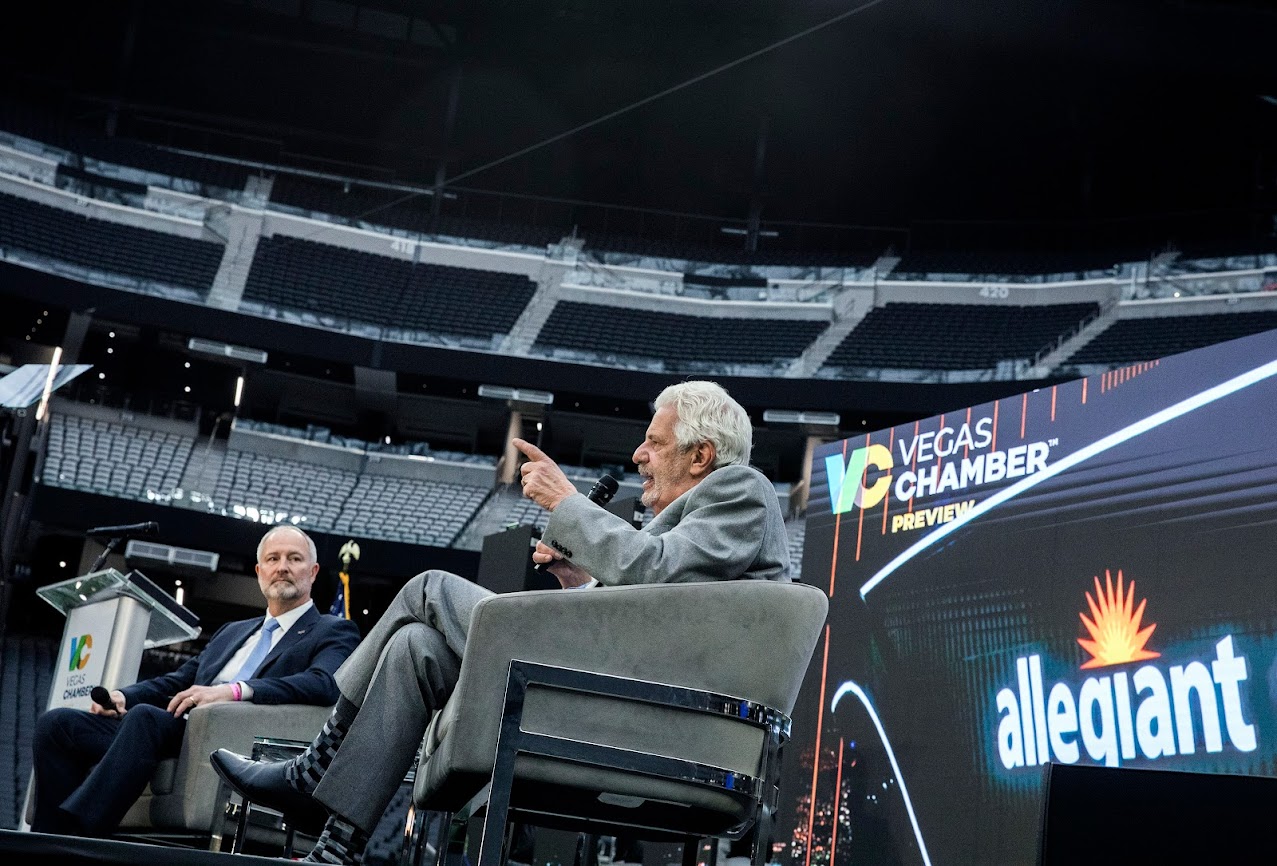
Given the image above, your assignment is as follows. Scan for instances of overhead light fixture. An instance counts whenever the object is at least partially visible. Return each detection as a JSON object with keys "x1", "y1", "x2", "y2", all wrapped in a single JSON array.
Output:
[
  {"x1": 125, "y1": 539, "x2": 219, "y2": 575},
  {"x1": 764, "y1": 409, "x2": 841, "y2": 435},
  {"x1": 187, "y1": 338, "x2": 268, "y2": 364},
  {"x1": 477, "y1": 384, "x2": 554, "y2": 406},
  {"x1": 233, "y1": 376, "x2": 245, "y2": 407},
  {"x1": 763, "y1": 409, "x2": 841, "y2": 427},
  {"x1": 35, "y1": 346, "x2": 62, "y2": 421},
  {"x1": 720, "y1": 226, "x2": 779, "y2": 238}
]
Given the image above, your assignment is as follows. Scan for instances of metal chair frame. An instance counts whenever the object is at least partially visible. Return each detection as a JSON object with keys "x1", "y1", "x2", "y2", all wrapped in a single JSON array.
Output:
[
  {"x1": 214, "y1": 738, "x2": 318, "y2": 858},
  {"x1": 402, "y1": 659, "x2": 792, "y2": 866}
]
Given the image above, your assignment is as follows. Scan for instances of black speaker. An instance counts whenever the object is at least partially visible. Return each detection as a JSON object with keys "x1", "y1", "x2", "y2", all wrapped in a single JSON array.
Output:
[
  {"x1": 475, "y1": 525, "x2": 555, "y2": 594},
  {"x1": 605, "y1": 494, "x2": 642, "y2": 528},
  {"x1": 477, "y1": 495, "x2": 643, "y2": 594},
  {"x1": 1038, "y1": 762, "x2": 1277, "y2": 865}
]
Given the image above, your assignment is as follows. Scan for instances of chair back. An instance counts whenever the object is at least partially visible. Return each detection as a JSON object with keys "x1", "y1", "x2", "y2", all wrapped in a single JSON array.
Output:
[{"x1": 413, "y1": 580, "x2": 829, "y2": 822}]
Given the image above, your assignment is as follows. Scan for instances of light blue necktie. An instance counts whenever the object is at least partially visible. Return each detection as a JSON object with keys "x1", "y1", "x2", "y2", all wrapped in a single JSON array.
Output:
[{"x1": 233, "y1": 618, "x2": 279, "y2": 681}]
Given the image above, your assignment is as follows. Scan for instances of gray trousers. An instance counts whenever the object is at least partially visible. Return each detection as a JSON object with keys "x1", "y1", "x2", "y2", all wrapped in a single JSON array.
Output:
[{"x1": 313, "y1": 570, "x2": 492, "y2": 832}]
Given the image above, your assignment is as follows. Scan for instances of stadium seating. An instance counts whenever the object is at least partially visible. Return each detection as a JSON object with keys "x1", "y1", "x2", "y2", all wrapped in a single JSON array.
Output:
[
  {"x1": 535, "y1": 301, "x2": 828, "y2": 367},
  {"x1": 0, "y1": 100, "x2": 253, "y2": 192},
  {"x1": 269, "y1": 175, "x2": 437, "y2": 232},
  {"x1": 497, "y1": 486, "x2": 552, "y2": 533},
  {"x1": 1064, "y1": 310, "x2": 1277, "y2": 365},
  {"x1": 41, "y1": 413, "x2": 194, "y2": 501},
  {"x1": 0, "y1": 636, "x2": 57, "y2": 829},
  {"x1": 208, "y1": 423, "x2": 496, "y2": 546},
  {"x1": 243, "y1": 235, "x2": 537, "y2": 339},
  {"x1": 823, "y1": 301, "x2": 1100, "y2": 370},
  {"x1": 5, "y1": 115, "x2": 1273, "y2": 393},
  {"x1": 784, "y1": 516, "x2": 807, "y2": 580},
  {"x1": 36, "y1": 409, "x2": 495, "y2": 548},
  {"x1": 211, "y1": 449, "x2": 358, "y2": 532},
  {"x1": 586, "y1": 231, "x2": 879, "y2": 269},
  {"x1": 0, "y1": 192, "x2": 224, "y2": 295},
  {"x1": 332, "y1": 474, "x2": 491, "y2": 548},
  {"x1": 892, "y1": 247, "x2": 1129, "y2": 279},
  {"x1": 269, "y1": 174, "x2": 565, "y2": 249},
  {"x1": 236, "y1": 420, "x2": 497, "y2": 467}
]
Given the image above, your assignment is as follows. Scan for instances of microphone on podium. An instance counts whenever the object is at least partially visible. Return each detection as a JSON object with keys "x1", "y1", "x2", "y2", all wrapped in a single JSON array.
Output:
[
  {"x1": 86, "y1": 521, "x2": 160, "y2": 538},
  {"x1": 85, "y1": 521, "x2": 161, "y2": 572},
  {"x1": 533, "y1": 474, "x2": 620, "y2": 572}
]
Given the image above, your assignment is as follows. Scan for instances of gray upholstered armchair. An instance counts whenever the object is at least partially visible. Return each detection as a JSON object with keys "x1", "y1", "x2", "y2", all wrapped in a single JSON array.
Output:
[
  {"x1": 28, "y1": 699, "x2": 334, "y2": 848},
  {"x1": 24, "y1": 701, "x2": 336, "y2": 846},
  {"x1": 403, "y1": 580, "x2": 829, "y2": 866},
  {"x1": 123, "y1": 701, "x2": 336, "y2": 841}
]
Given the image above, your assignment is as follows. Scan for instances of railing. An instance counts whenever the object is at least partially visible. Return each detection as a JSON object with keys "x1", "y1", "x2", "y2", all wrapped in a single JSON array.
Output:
[{"x1": 1025, "y1": 298, "x2": 1117, "y2": 373}]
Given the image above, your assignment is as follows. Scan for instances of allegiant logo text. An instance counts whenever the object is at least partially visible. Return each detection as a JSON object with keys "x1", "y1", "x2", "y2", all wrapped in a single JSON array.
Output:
[
  {"x1": 994, "y1": 574, "x2": 1256, "y2": 770},
  {"x1": 995, "y1": 637, "x2": 1256, "y2": 770}
]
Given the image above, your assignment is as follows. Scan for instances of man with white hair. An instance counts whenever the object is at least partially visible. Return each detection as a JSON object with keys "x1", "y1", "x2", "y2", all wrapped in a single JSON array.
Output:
[{"x1": 212, "y1": 380, "x2": 790, "y2": 865}]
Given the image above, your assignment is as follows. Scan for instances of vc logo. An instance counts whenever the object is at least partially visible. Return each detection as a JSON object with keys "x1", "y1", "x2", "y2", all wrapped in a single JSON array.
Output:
[
  {"x1": 825, "y1": 445, "x2": 894, "y2": 514},
  {"x1": 68, "y1": 634, "x2": 92, "y2": 671}
]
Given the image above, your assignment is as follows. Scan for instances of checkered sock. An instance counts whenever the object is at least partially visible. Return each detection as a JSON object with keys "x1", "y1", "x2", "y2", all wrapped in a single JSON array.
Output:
[
  {"x1": 285, "y1": 697, "x2": 356, "y2": 794},
  {"x1": 303, "y1": 813, "x2": 369, "y2": 865}
]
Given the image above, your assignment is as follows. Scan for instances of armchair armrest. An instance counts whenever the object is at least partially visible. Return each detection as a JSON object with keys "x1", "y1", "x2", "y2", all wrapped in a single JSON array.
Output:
[{"x1": 144, "y1": 701, "x2": 335, "y2": 833}]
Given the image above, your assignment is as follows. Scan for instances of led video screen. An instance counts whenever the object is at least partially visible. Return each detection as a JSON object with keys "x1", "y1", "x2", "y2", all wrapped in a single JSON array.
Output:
[{"x1": 782, "y1": 327, "x2": 1277, "y2": 865}]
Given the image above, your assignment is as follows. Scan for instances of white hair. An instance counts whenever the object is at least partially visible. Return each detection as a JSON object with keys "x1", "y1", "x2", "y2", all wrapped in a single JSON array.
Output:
[
  {"x1": 653, "y1": 380, "x2": 752, "y2": 468},
  {"x1": 256, "y1": 525, "x2": 318, "y2": 563}
]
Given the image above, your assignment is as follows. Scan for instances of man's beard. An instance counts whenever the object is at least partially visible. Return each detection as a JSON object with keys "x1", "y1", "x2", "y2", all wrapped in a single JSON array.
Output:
[
  {"x1": 640, "y1": 478, "x2": 659, "y2": 508},
  {"x1": 267, "y1": 579, "x2": 299, "y2": 601}
]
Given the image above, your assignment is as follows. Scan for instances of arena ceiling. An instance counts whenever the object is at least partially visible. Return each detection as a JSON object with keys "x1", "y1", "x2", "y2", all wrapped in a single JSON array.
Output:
[{"x1": 4, "y1": 0, "x2": 1276, "y2": 250}]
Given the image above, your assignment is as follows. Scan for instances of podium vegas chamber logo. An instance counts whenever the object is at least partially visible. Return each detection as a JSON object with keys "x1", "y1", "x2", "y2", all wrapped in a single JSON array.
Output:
[
  {"x1": 68, "y1": 633, "x2": 92, "y2": 671},
  {"x1": 60, "y1": 633, "x2": 98, "y2": 702},
  {"x1": 994, "y1": 570, "x2": 1257, "y2": 771}
]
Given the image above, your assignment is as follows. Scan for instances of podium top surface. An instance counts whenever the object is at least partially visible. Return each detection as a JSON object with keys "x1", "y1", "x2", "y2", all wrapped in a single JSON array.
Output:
[
  {"x1": 0, "y1": 363, "x2": 92, "y2": 408},
  {"x1": 37, "y1": 568, "x2": 201, "y2": 648}
]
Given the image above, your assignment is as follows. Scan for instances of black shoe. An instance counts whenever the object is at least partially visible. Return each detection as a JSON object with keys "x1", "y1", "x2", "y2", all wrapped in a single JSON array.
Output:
[{"x1": 210, "y1": 748, "x2": 329, "y2": 833}]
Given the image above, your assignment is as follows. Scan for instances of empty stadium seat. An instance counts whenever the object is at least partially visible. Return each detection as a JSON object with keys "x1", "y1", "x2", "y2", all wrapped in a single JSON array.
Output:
[
  {"x1": 243, "y1": 236, "x2": 537, "y2": 339},
  {"x1": 40, "y1": 413, "x2": 194, "y2": 501},
  {"x1": 1065, "y1": 311, "x2": 1277, "y2": 365},
  {"x1": 824, "y1": 301, "x2": 1100, "y2": 371},
  {"x1": 535, "y1": 301, "x2": 827, "y2": 367},
  {"x1": 0, "y1": 192, "x2": 224, "y2": 295}
]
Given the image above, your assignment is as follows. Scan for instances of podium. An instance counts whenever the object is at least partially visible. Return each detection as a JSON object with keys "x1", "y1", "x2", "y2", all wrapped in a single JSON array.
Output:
[
  {"x1": 18, "y1": 568, "x2": 201, "y2": 832},
  {"x1": 35, "y1": 567, "x2": 201, "y2": 711}
]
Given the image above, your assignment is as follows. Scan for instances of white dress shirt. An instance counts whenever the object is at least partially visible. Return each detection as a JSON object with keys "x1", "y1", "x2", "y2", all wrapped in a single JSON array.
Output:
[{"x1": 213, "y1": 601, "x2": 315, "y2": 699}]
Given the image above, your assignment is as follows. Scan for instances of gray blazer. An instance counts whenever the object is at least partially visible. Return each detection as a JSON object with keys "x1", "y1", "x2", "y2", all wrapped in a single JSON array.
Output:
[{"x1": 543, "y1": 463, "x2": 791, "y2": 585}]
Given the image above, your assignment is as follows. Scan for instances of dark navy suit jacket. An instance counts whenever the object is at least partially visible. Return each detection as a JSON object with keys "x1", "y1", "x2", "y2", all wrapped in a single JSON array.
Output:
[{"x1": 121, "y1": 604, "x2": 361, "y2": 708}]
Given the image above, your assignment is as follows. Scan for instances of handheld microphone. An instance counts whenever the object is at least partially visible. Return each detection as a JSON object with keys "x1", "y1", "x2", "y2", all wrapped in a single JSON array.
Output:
[
  {"x1": 90, "y1": 686, "x2": 116, "y2": 713},
  {"x1": 585, "y1": 474, "x2": 621, "y2": 507},
  {"x1": 533, "y1": 474, "x2": 620, "y2": 572},
  {"x1": 86, "y1": 521, "x2": 160, "y2": 537}
]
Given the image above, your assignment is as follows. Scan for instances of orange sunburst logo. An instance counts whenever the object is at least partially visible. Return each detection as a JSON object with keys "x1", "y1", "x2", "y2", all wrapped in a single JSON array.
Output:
[{"x1": 1077, "y1": 569, "x2": 1160, "y2": 669}]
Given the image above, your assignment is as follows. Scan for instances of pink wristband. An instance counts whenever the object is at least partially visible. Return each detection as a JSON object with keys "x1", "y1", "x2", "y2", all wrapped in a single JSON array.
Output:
[{"x1": 231, "y1": 682, "x2": 243, "y2": 701}]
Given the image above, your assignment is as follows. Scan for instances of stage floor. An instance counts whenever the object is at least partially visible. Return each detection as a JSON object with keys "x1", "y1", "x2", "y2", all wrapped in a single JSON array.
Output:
[{"x1": 0, "y1": 829, "x2": 296, "y2": 865}]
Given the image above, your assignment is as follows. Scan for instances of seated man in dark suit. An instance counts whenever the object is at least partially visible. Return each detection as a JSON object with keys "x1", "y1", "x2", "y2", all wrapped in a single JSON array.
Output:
[
  {"x1": 212, "y1": 380, "x2": 791, "y2": 866},
  {"x1": 29, "y1": 524, "x2": 361, "y2": 837}
]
